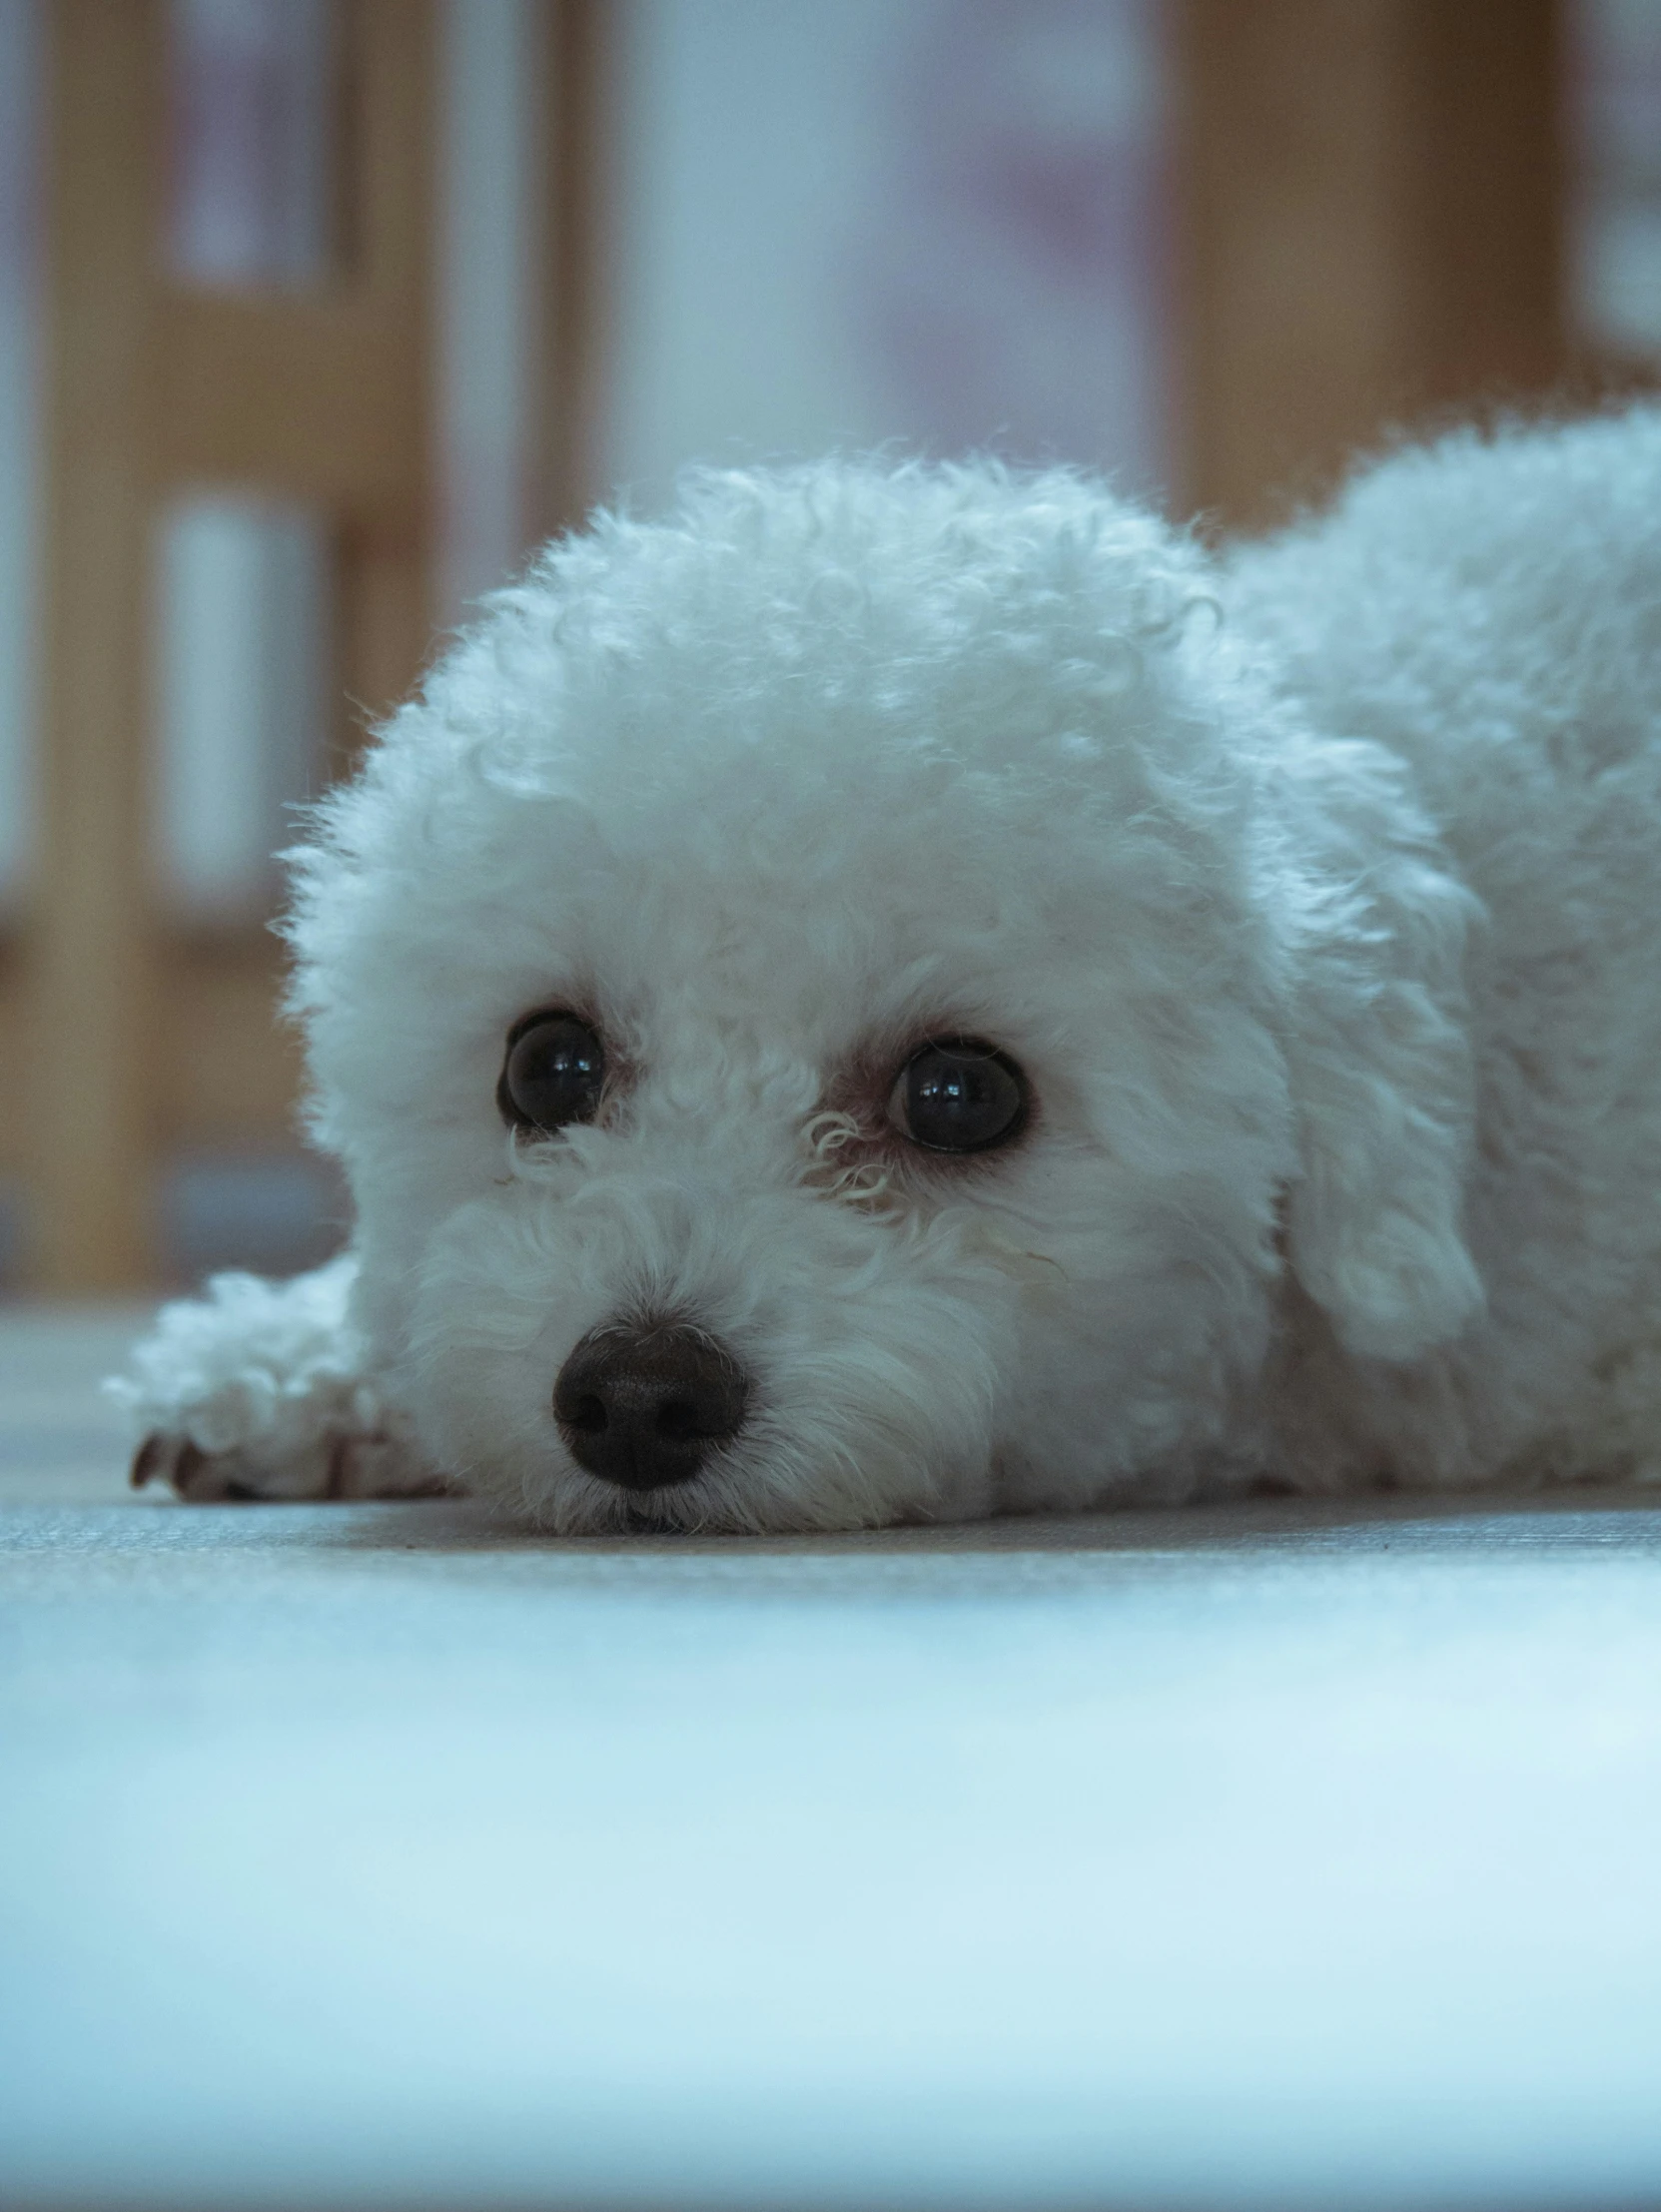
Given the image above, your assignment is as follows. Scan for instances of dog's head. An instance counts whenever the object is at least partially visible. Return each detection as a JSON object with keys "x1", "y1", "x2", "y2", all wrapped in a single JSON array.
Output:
[{"x1": 289, "y1": 461, "x2": 1479, "y2": 1531}]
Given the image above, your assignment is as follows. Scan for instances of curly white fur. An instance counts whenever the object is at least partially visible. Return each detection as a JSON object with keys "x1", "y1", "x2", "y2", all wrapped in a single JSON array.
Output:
[{"x1": 114, "y1": 410, "x2": 1661, "y2": 1530}]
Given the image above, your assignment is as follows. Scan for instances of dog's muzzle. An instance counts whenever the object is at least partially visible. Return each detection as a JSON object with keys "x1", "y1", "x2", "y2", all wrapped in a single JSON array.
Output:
[{"x1": 553, "y1": 1319, "x2": 750, "y2": 1491}]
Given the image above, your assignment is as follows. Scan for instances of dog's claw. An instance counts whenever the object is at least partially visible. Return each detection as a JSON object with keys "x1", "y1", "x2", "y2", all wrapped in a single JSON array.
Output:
[
  {"x1": 132, "y1": 1435, "x2": 255, "y2": 1502},
  {"x1": 131, "y1": 1433, "x2": 219, "y2": 1497},
  {"x1": 130, "y1": 1433, "x2": 166, "y2": 1490},
  {"x1": 128, "y1": 1424, "x2": 446, "y2": 1504}
]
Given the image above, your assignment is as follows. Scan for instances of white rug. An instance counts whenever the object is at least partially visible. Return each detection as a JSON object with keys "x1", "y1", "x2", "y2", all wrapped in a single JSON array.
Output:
[{"x1": 3, "y1": 1306, "x2": 1660, "y2": 2210}]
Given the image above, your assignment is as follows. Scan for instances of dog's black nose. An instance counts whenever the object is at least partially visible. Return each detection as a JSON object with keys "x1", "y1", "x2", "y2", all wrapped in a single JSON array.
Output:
[{"x1": 553, "y1": 1320, "x2": 749, "y2": 1491}]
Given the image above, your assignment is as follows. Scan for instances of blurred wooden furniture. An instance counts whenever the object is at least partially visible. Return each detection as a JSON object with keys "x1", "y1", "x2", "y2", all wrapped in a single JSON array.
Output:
[
  {"x1": 2, "y1": 0, "x2": 1574, "y2": 1291},
  {"x1": 1178, "y1": 0, "x2": 1567, "y2": 526},
  {"x1": 532, "y1": 0, "x2": 604, "y2": 548},
  {"x1": 18, "y1": 0, "x2": 435, "y2": 1292}
]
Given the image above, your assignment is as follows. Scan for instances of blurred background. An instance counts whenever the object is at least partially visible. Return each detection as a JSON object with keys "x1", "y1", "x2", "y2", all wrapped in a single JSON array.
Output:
[{"x1": 0, "y1": 0, "x2": 1655, "y2": 1299}]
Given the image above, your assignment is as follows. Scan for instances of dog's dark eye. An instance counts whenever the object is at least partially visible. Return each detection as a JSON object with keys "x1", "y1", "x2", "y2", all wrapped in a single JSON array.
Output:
[
  {"x1": 498, "y1": 1013, "x2": 605, "y2": 1132},
  {"x1": 889, "y1": 1039, "x2": 1028, "y2": 1154}
]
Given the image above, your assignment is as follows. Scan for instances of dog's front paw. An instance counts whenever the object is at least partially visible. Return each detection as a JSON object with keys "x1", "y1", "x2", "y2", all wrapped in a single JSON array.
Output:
[
  {"x1": 129, "y1": 1423, "x2": 446, "y2": 1503},
  {"x1": 112, "y1": 1257, "x2": 449, "y2": 1506}
]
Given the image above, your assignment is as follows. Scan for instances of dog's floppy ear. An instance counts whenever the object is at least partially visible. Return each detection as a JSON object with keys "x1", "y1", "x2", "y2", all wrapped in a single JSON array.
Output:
[{"x1": 1274, "y1": 746, "x2": 1485, "y2": 1363}]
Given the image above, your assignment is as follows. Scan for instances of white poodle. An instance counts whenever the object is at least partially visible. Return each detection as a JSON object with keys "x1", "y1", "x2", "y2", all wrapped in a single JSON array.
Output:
[{"x1": 117, "y1": 409, "x2": 1661, "y2": 1533}]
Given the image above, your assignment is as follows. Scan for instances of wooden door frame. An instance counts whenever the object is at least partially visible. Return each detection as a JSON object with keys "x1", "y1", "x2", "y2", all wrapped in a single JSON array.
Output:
[
  {"x1": 1175, "y1": 0, "x2": 1569, "y2": 528},
  {"x1": 25, "y1": 0, "x2": 435, "y2": 1293}
]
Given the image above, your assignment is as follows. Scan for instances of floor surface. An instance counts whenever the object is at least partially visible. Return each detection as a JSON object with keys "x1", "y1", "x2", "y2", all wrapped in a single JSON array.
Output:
[{"x1": 4, "y1": 1304, "x2": 1661, "y2": 2211}]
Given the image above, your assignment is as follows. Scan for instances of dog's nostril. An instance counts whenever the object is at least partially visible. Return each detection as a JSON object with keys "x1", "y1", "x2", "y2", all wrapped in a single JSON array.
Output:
[
  {"x1": 655, "y1": 1396, "x2": 703, "y2": 1443},
  {"x1": 553, "y1": 1320, "x2": 750, "y2": 1491},
  {"x1": 562, "y1": 1392, "x2": 608, "y2": 1435}
]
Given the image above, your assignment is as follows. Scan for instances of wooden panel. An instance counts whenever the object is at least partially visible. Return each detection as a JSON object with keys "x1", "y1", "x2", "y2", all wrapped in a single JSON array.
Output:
[
  {"x1": 29, "y1": 0, "x2": 163, "y2": 1291},
  {"x1": 24, "y1": 0, "x2": 436, "y2": 1292},
  {"x1": 529, "y1": 0, "x2": 605, "y2": 543},
  {"x1": 155, "y1": 937, "x2": 310, "y2": 1149},
  {"x1": 338, "y1": 528, "x2": 432, "y2": 752},
  {"x1": 1176, "y1": 0, "x2": 1566, "y2": 526},
  {"x1": 153, "y1": 295, "x2": 425, "y2": 518},
  {"x1": 0, "y1": 956, "x2": 26, "y2": 1177},
  {"x1": 353, "y1": 0, "x2": 437, "y2": 309},
  {"x1": 340, "y1": 0, "x2": 435, "y2": 732},
  {"x1": 1412, "y1": 5, "x2": 1565, "y2": 404}
]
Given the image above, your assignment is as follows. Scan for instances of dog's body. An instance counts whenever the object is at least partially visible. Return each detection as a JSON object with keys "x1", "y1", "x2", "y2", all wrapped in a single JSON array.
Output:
[{"x1": 120, "y1": 411, "x2": 1661, "y2": 1532}]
